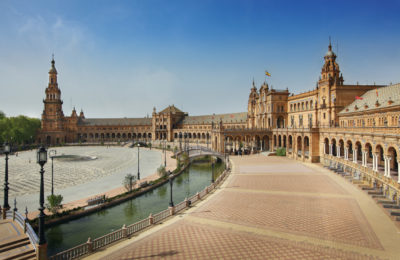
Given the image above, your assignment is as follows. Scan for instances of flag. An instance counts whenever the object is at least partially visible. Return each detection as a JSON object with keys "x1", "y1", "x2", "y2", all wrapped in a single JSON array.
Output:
[
  {"x1": 355, "y1": 96, "x2": 363, "y2": 100},
  {"x1": 265, "y1": 71, "x2": 271, "y2": 77}
]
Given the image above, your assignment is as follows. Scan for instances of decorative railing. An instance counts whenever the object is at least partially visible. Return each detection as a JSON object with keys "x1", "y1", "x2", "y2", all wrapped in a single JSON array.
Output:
[
  {"x1": 5, "y1": 209, "x2": 39, "y2": 250},
  {"x1": 49, "y1": 167, "x2": 231, "y2": 260}
]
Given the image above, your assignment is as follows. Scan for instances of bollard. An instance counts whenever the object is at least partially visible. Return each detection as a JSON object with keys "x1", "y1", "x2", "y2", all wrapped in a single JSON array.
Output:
[
  {"x1": 184, "y1": 198, "x2": 189, "y2": 208},
  {"x1": 122, "y1": 224, "x2": 127, "y2": 238},
  {"x1": 197, "y1": 192, "x2": 200, "y2": 200},
  {"x1": 149, "y1": 213, "x2": 154, "y2": 225},
  {"x1": 87, "y1": 237, "x2": 93, "y2": 253}
]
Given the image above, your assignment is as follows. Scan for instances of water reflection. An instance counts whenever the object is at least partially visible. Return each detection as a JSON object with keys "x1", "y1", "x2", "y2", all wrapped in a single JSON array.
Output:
[
  {"x1": 124, "y1": 200, "x2": 137, "y2": 218},
  {"x1": 157, "y1": 186, "x2": 167, "y2": 198}
]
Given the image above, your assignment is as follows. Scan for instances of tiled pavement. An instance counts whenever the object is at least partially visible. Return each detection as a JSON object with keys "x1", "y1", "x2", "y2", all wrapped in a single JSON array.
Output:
[{"x1": 87, "y1": 155, "x2": 400, "y2": 260}]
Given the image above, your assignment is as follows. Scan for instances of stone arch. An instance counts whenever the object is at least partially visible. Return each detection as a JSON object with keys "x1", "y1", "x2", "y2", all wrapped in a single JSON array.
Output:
[
  {"x1": 262, "y1": 135, "x2": 269, "y2": 151},
  {"x1": 375, "y1": 144, "x2": 384, "y2": 170},
  {"x1": 122, "y1": 133, "x2": 126, "y2": 139},
  {"x1": 304, "y1": 136, "x2": 310, "y2": 157},
  {"x1": 297, "y1": 136, "x2": 302, "y2": 156},
  {"x1": 331, "y1": 138, "x2": 337, "y2": 156},
  {"x1": 346, "y1": 140, "x2": 353, "y2": 159},
  {"x1": 288, "y1": 135, "x2": 293, "y2": 152},
  {"x1": 273, "y1": 135, "x2": 277, "y2": 149},
  {"x1": 128, "y1": 133, "x2": 131, "y2": 139},
  {"x1": 283, "y1": 135, "x2": 287, "y2": 148},
  {"x1": 116, "y1": 133, "x2": 121, "y2": 139},
  {"x1": 355, "y1": 141, "x2": 362, "y2": 162},
  {"x1": 278, "y1": 135, "x2": 282, "y2": 147},
  {"x1": 324, "y1": 138, "x2": 329, "y2": 155},
  {"x1": 387, "y1": 146, "x2": 398, "y2": 179},
  {"x1": 365, "y1": 142, "x2": 373, "y2": 166},
  {"x1": 338, "y1": 139, "x2": 344, "y2": 157}
]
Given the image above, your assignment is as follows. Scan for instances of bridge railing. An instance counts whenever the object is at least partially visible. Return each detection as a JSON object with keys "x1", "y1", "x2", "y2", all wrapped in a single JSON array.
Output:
[
  {"x1": 5, "y1": 209, "x2": 39, "y2": 250},
  {"x1": 49, "y1": 166, "x2": 231, "y2": 260}
]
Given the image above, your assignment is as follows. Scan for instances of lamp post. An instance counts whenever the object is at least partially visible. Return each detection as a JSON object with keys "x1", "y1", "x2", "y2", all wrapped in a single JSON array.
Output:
[
  {"x1": 211, "y1": 161, "x2": 215, "y2": 183},
  {"x1": 168, "y1": 171, "x2": 174, "y2": 207},
  {"x1": 184, "y1": 133, "x2": 187, "y2": 152},
  {"x1": 36, "y1": 146, "x2": 48, "y2": 251},
  {"x1": 2, "y1": 142, "x2": 10, "y2": 219},
  {"x1": 164, "y1": 140, "x2": 167, "y2": 167},
  {"x1": 49, "y1": 150, "x2": 57, "y2": 196},
  {"x1": 137, "y1": 143, "x2": 141, "y2": 180}
]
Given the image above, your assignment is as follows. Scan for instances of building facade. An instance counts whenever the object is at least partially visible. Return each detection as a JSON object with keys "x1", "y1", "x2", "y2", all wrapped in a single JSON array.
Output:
[{"x1": 38, "y1": 43, "x2": 400, "y2": 198}]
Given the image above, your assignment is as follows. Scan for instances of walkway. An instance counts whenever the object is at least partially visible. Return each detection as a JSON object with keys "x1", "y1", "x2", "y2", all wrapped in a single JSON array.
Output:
[
  {"x1": 0, "y1": 218, "x2": 35, "y2": 259},
  {"x1": 86, "y1": 155, "x2": 400, "y2": 259}
]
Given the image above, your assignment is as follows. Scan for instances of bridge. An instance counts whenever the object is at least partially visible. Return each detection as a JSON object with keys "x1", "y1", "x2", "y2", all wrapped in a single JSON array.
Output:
[
  {"x1": 0, "y1": 207, "x2": 38, "y2": 260},
  {"x1": 177, "y1": 146, "x2": 226, "y2": 162}
]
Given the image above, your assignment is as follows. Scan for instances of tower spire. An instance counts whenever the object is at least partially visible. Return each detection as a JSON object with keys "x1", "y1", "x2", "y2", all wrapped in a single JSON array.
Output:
[{"x1": 328, "y1": 36, "x2": 332, "y2": 51}]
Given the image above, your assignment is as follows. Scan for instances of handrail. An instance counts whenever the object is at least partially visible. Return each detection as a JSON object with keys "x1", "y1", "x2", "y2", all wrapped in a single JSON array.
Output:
[
  {"x1": 50, "y1": 165, "x2": 231, "y2": 259},
  {"x1": 5, "y1": 210, "x2": 39, "y2": 249}
]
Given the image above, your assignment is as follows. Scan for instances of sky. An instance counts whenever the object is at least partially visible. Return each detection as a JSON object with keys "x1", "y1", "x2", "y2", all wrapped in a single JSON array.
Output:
[{"x1": 0, "y1": 0, "x2": 399, "y2": 118}]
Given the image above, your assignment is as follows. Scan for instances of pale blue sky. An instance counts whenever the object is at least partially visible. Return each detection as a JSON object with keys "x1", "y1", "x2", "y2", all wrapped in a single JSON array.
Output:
[{"x1": 1, "y1": 0, "x2": 399, "y2": 118}]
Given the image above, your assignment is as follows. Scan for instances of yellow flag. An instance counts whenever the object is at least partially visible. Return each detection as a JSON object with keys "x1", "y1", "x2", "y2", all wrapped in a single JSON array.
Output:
[{"x1": 265, "y1": 71, "x2": 271, "y2": 77}]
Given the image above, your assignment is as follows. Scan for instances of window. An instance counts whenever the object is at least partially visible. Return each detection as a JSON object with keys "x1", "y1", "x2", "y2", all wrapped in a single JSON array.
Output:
[{"x1": 323, "y1": 113, "x2": 326, "y2": 119}]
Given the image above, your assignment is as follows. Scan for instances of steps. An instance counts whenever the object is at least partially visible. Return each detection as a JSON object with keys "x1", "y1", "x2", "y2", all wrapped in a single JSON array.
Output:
[{"x1": 0, "y1": 225, "x2": 36, "y2": 260}]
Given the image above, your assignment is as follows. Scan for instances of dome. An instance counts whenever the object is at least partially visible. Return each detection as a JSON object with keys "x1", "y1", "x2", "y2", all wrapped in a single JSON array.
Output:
[
  {"x1": 49, "y1": 58, "x2": 58, "y2": 74},
  {"x1": 325, "y1": 50, "x2": 335, "y2": 57}
]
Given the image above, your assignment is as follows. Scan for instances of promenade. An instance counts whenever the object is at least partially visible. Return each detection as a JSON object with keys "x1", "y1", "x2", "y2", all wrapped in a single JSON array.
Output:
[{"x1": 87, "y1": 155, "x2": 400, "y2": 260}]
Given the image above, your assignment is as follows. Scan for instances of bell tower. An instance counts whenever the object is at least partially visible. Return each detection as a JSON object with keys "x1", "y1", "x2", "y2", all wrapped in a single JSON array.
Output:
[
  {"x1": 40, "y1": 56, "x2": 66, "y2": 145},
  {"x1": 317, "y1": 40, "x2": 344, "y2": 127}
]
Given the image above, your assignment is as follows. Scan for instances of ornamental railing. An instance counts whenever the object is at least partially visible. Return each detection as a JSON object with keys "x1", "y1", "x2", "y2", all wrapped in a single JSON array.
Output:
[{"x1": 49, "y1": 167, "x2": 230, "y2": 260}]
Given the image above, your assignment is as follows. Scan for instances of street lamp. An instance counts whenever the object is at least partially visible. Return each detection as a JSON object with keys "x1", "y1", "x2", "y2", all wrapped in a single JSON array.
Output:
[
  {"x1": 49, "y1": 150, "x2": 57, "y2": 196},
  {"x1": 211, "y1": 161, "x2": 215, "y2": 183},
  {"x1": 184, "y1": 133, "x2": 187, "y2": 152},
  {"x1": 168, "y1": 171, "x2": 174, "y2": 207},
  {"x1": 164, "y1": 140, "x2": 167, "y2": 167},
  {"x1": 2, "y1": 142, "x2": 10, "y2": 219},
  {"x1": 137, "y1": 143, "x2": 141, "y2": 180},
  {"x1": 36, "y1": 146, "x2": 47, "y2": 247}
]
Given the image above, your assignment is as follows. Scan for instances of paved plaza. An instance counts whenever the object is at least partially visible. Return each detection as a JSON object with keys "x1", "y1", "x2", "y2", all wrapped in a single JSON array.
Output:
[
  {"x1": 0, "y1": 146, "x2": 162, "y2": 213},
  {"x1": 87, "y1": 155, "x2": 400, "y2": 260}
]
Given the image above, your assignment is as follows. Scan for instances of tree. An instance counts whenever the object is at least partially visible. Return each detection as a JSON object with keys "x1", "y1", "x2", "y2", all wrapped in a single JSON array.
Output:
[
  {"x1": 157, "y1": 165, "x2": 167, "y2": 177},
  {"x1": 46, "y1": 194, "x2": 63, "y2": 214},
  {"x1": 0, "y1": 114, "x2": 40, "y2": 145},
  {"x1": 123, "y1": 173, "x2": 136, "y2": 192}
]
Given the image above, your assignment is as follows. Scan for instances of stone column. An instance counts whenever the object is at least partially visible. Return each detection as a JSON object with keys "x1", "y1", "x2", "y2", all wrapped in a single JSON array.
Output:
[
  {"x1": 337, "y1": 145, "x2": 341, "y2": 158},
  {"x1": 372, "y1": 154, "x2": 376, "y2": 171},
  {"x1": 387, "y1": 156, "x2": 392, "y2": 178},
  {"x1": 344, "y1": 148, "x2": 349, "y2": 160},
  {"x1": 323, "y1": 143, "x2": 326, "y2": 155},
  {"x1": 353, "y1": 149, "x2": 357, "y2": 163},
  {"x1": 398, "y1": 160, "x2": 400, "y2": 184},
  {"x1": 329, "y1": 144, "x2": 332, "y2": 156},
  {"x1": 362, "y1": 150, "x2": 366, "y2": 167}
]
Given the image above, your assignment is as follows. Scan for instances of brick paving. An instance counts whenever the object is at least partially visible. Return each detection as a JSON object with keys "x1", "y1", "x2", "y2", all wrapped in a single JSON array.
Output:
[{"x1": 87, "y1": 155, "x2": 400, "y2": 260}]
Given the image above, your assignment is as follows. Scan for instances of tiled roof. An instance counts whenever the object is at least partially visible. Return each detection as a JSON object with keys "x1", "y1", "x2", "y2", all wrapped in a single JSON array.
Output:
[
  {"x1": 78, "y1": 118, "x2": 152, "y2": 126},
  {"x1": 159, "y1": 105, "x2": 184, "y2": 114},
  {"x1": 181, "y1": 112, "x2": 248, "y2": 124},
  {"x1": 339, "y1": 83, "x2": 400, "y2": 114}
]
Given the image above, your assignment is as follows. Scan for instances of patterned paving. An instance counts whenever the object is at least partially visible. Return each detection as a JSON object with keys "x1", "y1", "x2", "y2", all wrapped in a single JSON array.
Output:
[
  {"x1": 228, "y1": 174, "x2": 349, "y2": 194},
  {"x1": 100, "y1": 221, "x2": 383, "y2": 260},
  {"x1": 191, "y1": 190, "x2": 382, "y2": 249},
  {"x1": 90, "y1": 155, "x2": 400, "y2": 260}
]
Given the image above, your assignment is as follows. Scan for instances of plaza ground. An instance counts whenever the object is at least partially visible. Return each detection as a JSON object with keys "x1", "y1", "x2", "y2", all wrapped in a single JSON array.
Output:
[{"x1": 86, "y1": 154, "x2": 400, "y2": 260}]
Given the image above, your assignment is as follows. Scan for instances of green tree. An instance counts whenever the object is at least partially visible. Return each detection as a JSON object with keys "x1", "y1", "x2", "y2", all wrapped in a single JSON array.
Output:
[
  {"x1": 46, "y1": 194, "x2": 63, "y2": 214},
  {"x1": 123, "y1": 173, "x2": 136, "y2": 192},
  {"x1": 0, "y1": 113, "x2": 40, "y2": 145},
  {"x1": 157, "y1": 165, "x2": 167, "y2": 177}
]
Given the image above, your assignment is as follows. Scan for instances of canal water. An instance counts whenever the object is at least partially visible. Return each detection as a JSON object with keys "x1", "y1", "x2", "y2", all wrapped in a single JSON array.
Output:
[{"x1": 46, "y1": 160, "x2": 224, "y2": 256}]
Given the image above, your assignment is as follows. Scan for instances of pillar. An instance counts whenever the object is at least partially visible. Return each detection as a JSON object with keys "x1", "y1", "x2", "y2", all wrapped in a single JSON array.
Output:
[
  {"x1": 329, "y1": 144, "x2": 333, "y2": 156},
  {"x1": 344, "y1": 148, "x2": 349, "y2": 160},
  {"x1": 372, "y1": 154, "x2": 376, "y2": 171},
  {"x1": 337, "y1": 145, "x2": 341, "y2": 158},
  {"x1": 353, "y1": 149, "x2": 357, "y2": 163},
  {"x1": 398, "y1": 160, "x2": 400, "y2": 184},
  {"x1": 386, "y1": 156, "x2": 392, "y2": 178},
  {"x1": 323, "y1": 143, "x2": 326, "y2": 155}
]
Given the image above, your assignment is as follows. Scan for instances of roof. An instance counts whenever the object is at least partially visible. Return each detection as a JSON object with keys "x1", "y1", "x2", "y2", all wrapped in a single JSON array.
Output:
[
  {"x1": 159, "y1": 105, "x2": 184, "y2": 114},
  {"x1": 339, "y1": 83, "x2": 400, "y2": 115},
  {"x1": 78, "y1": 117, "x2": 152, "y2": 126},
  {"x1": 181, "y1": 112, "x2": 247, "y2": 125}
]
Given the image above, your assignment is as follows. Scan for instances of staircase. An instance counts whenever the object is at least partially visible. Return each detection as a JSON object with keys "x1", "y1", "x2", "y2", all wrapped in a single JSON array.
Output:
[{"x1": 0, "y1": 219, "x2": 36, "y2": 260}]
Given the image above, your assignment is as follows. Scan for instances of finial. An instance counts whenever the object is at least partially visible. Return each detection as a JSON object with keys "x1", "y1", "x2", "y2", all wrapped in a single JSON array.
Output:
[
  {"x1": 52, "y1": 53, "x2": 54, "y2": 61},
  {"x1": 328, "y1": 36, "x2": 332, "y2": 51}
]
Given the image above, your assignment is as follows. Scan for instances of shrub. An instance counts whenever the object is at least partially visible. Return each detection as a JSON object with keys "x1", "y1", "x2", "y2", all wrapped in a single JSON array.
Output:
[
  {"x1": 276, "y1": 147, "x2": 286, "y2": 156},
  {"x1": 46, "y1": 194, "x2": 63, "y2": 214},
  {"x1": 123, "y1": 173, "x2": 136, "y2": 192},
  {"x1": 157, "y1": 165, "x2": 167, "y2": 177}
]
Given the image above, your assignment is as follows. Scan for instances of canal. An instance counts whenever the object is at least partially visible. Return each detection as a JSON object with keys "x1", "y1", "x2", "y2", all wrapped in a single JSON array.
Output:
[{"x1": 46, "y1": 159, "x2": 224, "y2": 256}]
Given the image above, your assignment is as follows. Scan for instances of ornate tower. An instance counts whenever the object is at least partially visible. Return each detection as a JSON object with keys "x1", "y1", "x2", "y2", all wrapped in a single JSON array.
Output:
[
  {"x1": 39, "y1": 57, "x2": 66, "y2": 145},
  {"x1": 247, "y1": 80, "x2": 258, "y2": 128},
  {"x1": 317, "y1": 41, "x2": 344, "y2": 127}
]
